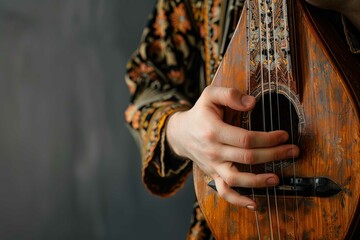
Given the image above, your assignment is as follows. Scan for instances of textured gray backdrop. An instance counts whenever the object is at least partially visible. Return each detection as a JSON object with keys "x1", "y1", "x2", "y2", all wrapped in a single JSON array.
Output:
[{"x1": 0, "y1": 0, "x2": 195, "y2": 239}]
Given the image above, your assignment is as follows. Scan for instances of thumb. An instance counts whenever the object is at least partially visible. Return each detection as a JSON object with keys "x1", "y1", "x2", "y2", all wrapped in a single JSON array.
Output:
[{"x1": 200, "y1": 86, "x2": 256, "y2": 111}]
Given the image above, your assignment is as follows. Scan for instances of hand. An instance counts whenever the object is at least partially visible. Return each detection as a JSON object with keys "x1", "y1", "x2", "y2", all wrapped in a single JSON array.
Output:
[
  {"x1": 166, "y1": 86, "x2": 299, "y2": 210},
  {"x1": 305, "y1": 0, "x2": 360, "y2": 30}
]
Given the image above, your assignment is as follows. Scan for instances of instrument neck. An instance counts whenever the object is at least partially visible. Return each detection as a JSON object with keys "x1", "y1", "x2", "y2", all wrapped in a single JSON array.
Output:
[{"x1": 245, "y1": 0, "x2": 298, "y2": 95}]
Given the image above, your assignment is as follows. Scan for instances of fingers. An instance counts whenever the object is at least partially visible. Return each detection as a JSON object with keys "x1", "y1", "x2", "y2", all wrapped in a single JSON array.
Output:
[
  {"x1": 214, "y1": 176, "x2": 258, "y2": 210},
  {"x1": 200, "y1": 86, "x2": 297, "y2": 150},
  {"x1": 200, "y1": 86, "x2": 256, "y2": 111},
  {"x1": 216, "y1": 122, "x2": 290, "y2": 148},
  {"x1": 213, "y1": 163, "x2": 279, "y2": 210},
  {"x1": 216, "y1": 162, "x2": 279, "y2": 188},
  {"x1": 190, "y1": 86, "x2": 302, "y2": 209},
  {"x1": 216, "y1": 143, "x2": 299, "y2": 165}
]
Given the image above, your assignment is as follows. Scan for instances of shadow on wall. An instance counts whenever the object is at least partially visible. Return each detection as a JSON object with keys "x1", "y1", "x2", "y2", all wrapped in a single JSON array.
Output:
[{"x1": 0, "y1": 1, "x2": 194, "y2": 240}]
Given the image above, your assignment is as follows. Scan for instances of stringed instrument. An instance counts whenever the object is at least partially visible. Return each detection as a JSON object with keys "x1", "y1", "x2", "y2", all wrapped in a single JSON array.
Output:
[{"x1": 193, "y1": 0, "x2": 360, "y2": 239}]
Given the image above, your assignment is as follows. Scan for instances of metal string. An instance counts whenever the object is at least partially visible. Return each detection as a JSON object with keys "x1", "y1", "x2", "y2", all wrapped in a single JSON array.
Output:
[
  {"x1": 257, "y1": 0, "x2": 274, "y2": 239},
  {"x1": 246, "y1": 0, "x2": 298, "y2": 238},
  {"x1": 249, "y1": 1, "x2": 298, "y2": 237},
  {"x1": 265, "y1": 0, "x2": 281, "y2": 238},
  {"x1": 272, "y1": 0, "x2": 288, "y2": 238},
  {"x1": 282, "y1": 0, "x2": 300, "y2": 235}
]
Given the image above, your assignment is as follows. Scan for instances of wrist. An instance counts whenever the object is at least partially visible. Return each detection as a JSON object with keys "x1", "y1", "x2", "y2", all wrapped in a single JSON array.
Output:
[{"x1": 166, "y1": 111, "x2": 186, "y2": 158}]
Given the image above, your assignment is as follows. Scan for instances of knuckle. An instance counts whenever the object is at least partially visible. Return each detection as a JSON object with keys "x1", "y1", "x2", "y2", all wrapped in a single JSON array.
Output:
[
  {"x1": 249, "y1": 176, "x2": 259, "y2": 188},
  {"x1": 271, "y1": 149, "x2": 282, "y2": 161},
  {"x1": 202, "y1": 128, "x2": 216, "y2": 142},
  {"x1": 198, "y1": 88, "x2": 210, "y2": 104},
  {"x1": 223, "y1": 88, "x2": 232, "y2": 98},
  {"x1": 228, "y1": 88, "x2": 239, "y2": 98},
  {"x1": 223, "y1": 88, "x2": 237, "y2": 102},
  {"x1": 224, "y1": 174, "x2": 237, "y2": 186},
  {"x1": 242, "y1": 150, "x2": 255, "y2": 164},
  {"x1": 239, "y1": 131, "x2": 252, "y2": 148},
  {"x1": 202, "y1": 86, "x2": 213, "y2": 97},
  {"x1": 217, "y1": 188, "x2": 228, "y2": 199},
  {"x1": 205, "y1": 149, "x2": 219, "y2": 162}
]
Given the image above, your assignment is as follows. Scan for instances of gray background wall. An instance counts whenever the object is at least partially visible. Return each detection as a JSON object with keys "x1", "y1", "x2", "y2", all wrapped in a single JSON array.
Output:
[{"x1": 0, "y1": 0, "x2": 195, "y2": 239}]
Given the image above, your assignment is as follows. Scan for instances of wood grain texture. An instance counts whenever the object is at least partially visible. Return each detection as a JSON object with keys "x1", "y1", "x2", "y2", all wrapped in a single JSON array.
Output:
[{"x1": 194, "y1": 1, "x2": 360, "y2": 239}]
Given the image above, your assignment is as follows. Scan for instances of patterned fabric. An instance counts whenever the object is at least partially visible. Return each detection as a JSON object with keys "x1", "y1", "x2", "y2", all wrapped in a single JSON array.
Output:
[
  {"x1": 124, "y1": 1, "x2": 359, "y2": 239},
  {"x1": 187, "y1": 201, "x2": 213, "y2": 240},
  {"x1": 125, "y1": 0, "x2": 204, "y2": 197},
  {"x1": 124, "y1": 1, "x2": 234, "y2": 238}
]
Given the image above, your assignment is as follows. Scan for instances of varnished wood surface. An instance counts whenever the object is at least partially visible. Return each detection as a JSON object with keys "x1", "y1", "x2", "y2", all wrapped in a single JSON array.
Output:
[{"x1": 194, "y1": 1, "x2": 360, "y2": 239}]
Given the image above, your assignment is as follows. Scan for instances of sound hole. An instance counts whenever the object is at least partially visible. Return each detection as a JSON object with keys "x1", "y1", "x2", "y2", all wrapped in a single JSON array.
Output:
[
  {"x1": 251, "y1": 92, "x2": 299, "y2": 144},
  {"x1": 250, "y1": 92, "x2": 300, "y2": 171}
]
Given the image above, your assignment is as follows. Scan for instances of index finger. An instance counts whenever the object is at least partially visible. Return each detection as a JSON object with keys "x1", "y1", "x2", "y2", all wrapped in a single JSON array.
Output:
[{"x1": 216, "y1": 122, "x2": 290, "y2": 148}]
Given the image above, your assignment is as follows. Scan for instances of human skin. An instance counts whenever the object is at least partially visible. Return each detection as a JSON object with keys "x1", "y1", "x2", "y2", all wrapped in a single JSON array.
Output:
[
  {"x1": 167, "y1": 87, "x2": 298, "y2": 211},
  {"x1": 166, "y1": 0, "x2": 360, "y2": 211}
]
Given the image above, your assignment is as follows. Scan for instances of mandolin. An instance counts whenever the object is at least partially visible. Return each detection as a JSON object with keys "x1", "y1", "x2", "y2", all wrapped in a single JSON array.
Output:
[{"x1": 193, "y1": 0, "x2": 360, "y2": 239}]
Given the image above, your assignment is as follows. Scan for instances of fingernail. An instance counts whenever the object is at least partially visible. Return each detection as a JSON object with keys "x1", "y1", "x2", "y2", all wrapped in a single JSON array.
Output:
[
  {"x1": 241, "y1": 95, "x2": 255, "y2": 107},
  {"x1": 246, "y1": 205, "x2": 256, "y2": 211},
  {"x1": 266, "y1": 177, "x2": 278, "y2": 186}
]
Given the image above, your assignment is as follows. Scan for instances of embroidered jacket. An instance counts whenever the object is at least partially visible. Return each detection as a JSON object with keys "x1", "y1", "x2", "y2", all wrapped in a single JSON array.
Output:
[{"x1": 124, "y1": 1, "x2": 359, "y2": 239}]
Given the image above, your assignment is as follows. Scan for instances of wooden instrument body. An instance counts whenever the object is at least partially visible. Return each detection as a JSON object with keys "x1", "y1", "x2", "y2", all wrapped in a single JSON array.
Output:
[{"x1": 194, "y1": 1, "x2": 360, "y2": 239}]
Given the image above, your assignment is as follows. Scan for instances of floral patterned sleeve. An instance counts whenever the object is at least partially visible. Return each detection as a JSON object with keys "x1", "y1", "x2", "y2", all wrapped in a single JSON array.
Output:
[{"x1": 124, "y1": 0, "x2": 203, "y2": 196}]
